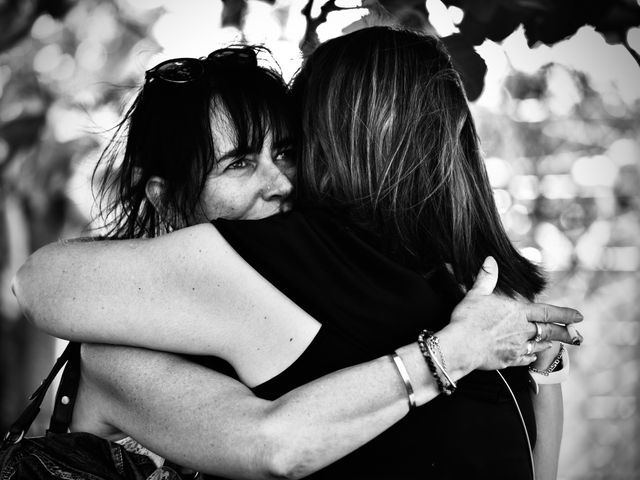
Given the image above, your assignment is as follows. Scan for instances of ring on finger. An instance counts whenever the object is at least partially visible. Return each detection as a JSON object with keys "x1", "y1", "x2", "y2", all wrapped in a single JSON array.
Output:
[
  {"x1": 532, "y1": 322, "x2": 543, "y2": 343},
  {"x1": 526, "y1": 341, "x2": 534, "y2": 356}
]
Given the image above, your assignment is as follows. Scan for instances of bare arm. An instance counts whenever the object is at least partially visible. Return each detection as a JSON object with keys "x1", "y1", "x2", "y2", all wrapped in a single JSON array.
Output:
[
  {"x1": 13, "y1": 227, "x2": 582, "y2": 369},
  {"x1": 13, "y1": 224, "x2": 308, "y2": 355},
  {"x1": 81, "y1": 341, "x2": 443, "y2": 480},
  {"x1": 72, "y1": 264, "x2": 501, "y2": 479},
  {"x1": 14, "y1": 233, "x2": 580, "y2": 477},
  {"x1": 531, "y1": 344, "x2": 564, "y2": 480},
  {"x1": 72, "y1": 262, "x2": 579, "y2": 479},
  {"x1": 12, "y1": 224, "x2": 323, "y2": 385}
]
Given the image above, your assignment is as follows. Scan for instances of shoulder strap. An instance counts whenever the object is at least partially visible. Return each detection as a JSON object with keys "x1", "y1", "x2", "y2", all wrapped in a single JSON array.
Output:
[
  {"x1": 48, "y1": 342, "x2": 81, "y2": 433},
  {"x1": 1, "y1": 342, "x2": 80, "y2": 448}
]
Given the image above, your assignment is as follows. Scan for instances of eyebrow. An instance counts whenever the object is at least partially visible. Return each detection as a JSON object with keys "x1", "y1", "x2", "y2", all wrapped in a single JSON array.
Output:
[
  {"x1": 273, "y1": 138, "x2": 294, "y2": 150},
  {"x1": 217, "y1": 149, "x2": 243, "y2": 162},
  {"x1": 217, "y1": 137, "x2": 294, "y2": 162}
]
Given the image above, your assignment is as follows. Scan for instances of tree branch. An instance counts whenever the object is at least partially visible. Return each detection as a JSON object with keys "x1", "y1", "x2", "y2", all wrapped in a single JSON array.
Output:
[
  {"x1": 299, "y1": 0, "x2": 345, "y2": 57},
  {"x1": 622, "y1": 32, "x2": 640, "y2": 69}
]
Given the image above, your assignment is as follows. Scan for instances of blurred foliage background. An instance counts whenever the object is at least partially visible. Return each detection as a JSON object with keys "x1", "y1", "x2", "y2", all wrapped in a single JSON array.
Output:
[{"x1": 1, "y1": 0, "x2": 639, "y2": 478}]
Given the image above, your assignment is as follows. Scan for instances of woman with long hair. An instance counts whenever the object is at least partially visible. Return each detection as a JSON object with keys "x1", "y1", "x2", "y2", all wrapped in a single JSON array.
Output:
[{"x1": 14, "y1": 28, "x2": 580, "y2": 479}]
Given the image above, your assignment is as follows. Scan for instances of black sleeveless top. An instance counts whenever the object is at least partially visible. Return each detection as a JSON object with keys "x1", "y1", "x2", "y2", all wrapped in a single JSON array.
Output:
[{"x1": 208, "y1": 208, "x2": 535, "y2": 480}]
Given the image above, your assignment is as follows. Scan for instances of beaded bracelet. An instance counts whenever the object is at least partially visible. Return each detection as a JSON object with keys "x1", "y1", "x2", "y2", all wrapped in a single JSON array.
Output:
[
  {"x1": 425, "y1": 334, "x2": 457, "y2": 390},
  {"x1": 418, "y1": 330, "x2": 456, "y2": 396},
  {"x1": 417, "y1": 332, "x2": 447, "y2": 393}
]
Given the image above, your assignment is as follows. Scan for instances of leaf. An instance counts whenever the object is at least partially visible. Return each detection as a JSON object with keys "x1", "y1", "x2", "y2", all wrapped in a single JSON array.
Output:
[
  {"x1": 441, "y1": 0, "x2": 523, "y2": 46},
  {"x1": 0, "y1": 116, "x2": 46, "y2": 156},
  {"x1": 483, "y1": 10, "x2": 521, "y2": 43},
  {"x1": 451, "y1": 0, "x2": 500, "y2": 23},
  {"x1": 521, "y1": 0, "x2": 611, "y2": 47},
  {"x1": 0, "y1": 0, "x2": 77, "y2": 53},
  {"x1": 344, "y1": 0, "x2": 431, "y2": 36},
  {"x1": 221, "y1": 0, "x2": 248, "y2": 28},
  {"x1": 456, "y1": 5, "x2": 521, "y2": 45},
  {"x1": 504, "y1": 69, "x2": 547, "y2": 100},
  {"x1": 591, "y1": 3, "x2": 640, "y2": 43},
  {"x1": 0, "y1": 72, "x2": 49, "y2": 156},
  {"x1": 42, "y1": 0, "x2": 77, "y2": 19},
  {"x1": 0, "y1": 0, "x2": 40, "y2": 53},
  {"x1": 503, "y1": 0, "x2": 554, "y2": 13},
  {"x1": 441, "y1": 33, "x2": 487, "y2": 101},
  {"x1": 379, "y1": 0, "x2": 429, "y2": 28}
]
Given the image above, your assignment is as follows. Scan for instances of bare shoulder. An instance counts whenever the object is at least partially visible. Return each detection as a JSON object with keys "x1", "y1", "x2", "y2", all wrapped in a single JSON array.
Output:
[
  {"x1": 156, "y1": 222, "x2": 222, "y2": 245},
  {"x1": 149, "y1": 223, "x2": 232, "y2": 262}
]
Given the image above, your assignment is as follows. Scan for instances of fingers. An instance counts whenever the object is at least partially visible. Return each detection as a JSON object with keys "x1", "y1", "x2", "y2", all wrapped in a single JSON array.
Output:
[
  {"x1": 565, "y1": 325, "x2": 581, "y2": 344},
  {"x1": 526, "y1": 321, "x2": 583, "y2": 345},
  {"x1": 511, "y1": 354, "x2": 538, "y2": 367},
  {"x1": 521, "y1": 340, "x2": 552, "y2": 356},
  {"x1": 468, "y1": 256, "x2": 498, "y2": 296},
  {"x1": 530, "y1": 340, "x2": 553, "y2": 354},
  {"x1": 545, "y1": 323, "x2": 583, "y2": 345},
  {"x1": 526, "y1": 303, "x2": 583, "y2": 324},
  {"x1": 508, "y1": 341, "x2": 553, "y2": 368}
]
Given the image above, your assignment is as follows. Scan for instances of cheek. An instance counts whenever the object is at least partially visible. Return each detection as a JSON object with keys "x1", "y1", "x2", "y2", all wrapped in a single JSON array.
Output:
[
  {"x1": 283, "y1": 165, "x2": 297, "y2": 182},
  {"x1": 198, "y1": 178, "x2": 260, "y2": 221}
]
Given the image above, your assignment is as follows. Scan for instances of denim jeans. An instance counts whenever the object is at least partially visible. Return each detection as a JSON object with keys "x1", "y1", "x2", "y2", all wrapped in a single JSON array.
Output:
[{"x1": 1, "y1": 431, "x2": 184, "y2": 480}]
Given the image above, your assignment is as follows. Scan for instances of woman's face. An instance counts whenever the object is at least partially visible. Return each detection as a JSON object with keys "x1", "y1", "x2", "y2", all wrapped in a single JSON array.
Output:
[{"x1": 190, "y1": 110, "x2": 295, "y2": 223}]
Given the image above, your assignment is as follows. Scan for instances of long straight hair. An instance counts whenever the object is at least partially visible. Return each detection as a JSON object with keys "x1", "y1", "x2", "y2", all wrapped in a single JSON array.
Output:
[{"x1": 292, "y1": 27, "x2": 545, "y2": 300}]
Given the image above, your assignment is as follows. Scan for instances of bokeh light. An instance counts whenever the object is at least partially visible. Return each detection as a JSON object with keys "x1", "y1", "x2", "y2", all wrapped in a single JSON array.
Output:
[{"x1": 0, "y1": 3, "x2": 639, "y2": 479}]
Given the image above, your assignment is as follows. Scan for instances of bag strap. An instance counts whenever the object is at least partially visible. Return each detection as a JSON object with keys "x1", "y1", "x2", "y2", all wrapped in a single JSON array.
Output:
[
  {"x1": 1, "y1": 342, "x2": 80, "y2": 448},
  {"x1": 48, "y1": 342, "x2": 81, "y2": 433}
]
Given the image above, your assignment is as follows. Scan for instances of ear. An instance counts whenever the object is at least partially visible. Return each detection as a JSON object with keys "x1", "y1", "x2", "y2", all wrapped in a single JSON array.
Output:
[{"x1": 145, "y1": 176, "x2": 167, "y2": 217}]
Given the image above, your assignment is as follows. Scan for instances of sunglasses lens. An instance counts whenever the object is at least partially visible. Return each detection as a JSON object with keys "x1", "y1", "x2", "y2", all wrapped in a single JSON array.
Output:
[
  {"x1": 149, "y1": 58, "x2": 204, "y2": 84},
  {"x1": 207, "y1": 48, "x2": 257, "y2": 68}
]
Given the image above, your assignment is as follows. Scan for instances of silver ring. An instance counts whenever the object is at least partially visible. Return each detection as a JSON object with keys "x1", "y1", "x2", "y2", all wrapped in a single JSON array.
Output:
[
  {"x1": 533, "y1": 322, "x2": 543, "y2": 343},
  {"x1": 526, "y1": 341, "x2": 534, "y2": 356}
]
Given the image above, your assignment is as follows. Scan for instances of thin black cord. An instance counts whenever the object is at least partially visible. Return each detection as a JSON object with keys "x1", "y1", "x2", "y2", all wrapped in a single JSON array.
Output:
[{"x1": 496, "y1": 371, "x2": 535, "y2": 480}]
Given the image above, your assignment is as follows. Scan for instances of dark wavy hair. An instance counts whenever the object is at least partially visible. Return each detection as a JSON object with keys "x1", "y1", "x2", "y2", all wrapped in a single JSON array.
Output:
[
  {"x1": 292, "y1": 26, "x2": 545, "y2": 300},
  {"x1": 94, "y1": 45, "x2": 294, "y2": 239}
]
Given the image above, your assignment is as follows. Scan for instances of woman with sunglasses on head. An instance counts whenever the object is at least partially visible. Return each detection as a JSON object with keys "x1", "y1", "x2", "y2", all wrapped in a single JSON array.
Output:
[{"x1": 14, "y1": 33, "x2": 580, "y2": 479}]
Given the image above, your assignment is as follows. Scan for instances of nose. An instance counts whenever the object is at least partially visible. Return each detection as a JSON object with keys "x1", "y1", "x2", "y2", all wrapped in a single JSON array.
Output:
[{"x1": 262, "y1": 161, "x2": 293, "y2": 201}]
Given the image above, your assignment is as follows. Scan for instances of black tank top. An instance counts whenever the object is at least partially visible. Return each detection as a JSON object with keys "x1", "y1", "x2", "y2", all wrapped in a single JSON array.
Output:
[{"x1": 210, "y1": 208, "x2": 535, "y2": 480}]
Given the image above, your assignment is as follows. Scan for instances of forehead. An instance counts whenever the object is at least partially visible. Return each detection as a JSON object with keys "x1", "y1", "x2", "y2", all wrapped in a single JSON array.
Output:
[
  {"x1": 208, "y1": 96, "x2": 292, "y2": 158},
  {"x1": 209, "y1": 105, "x2": 236, "y2": 156}
]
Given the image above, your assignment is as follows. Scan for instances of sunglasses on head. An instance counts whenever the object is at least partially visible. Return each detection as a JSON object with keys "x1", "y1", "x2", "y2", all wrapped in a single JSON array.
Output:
[{"x1": 145, "y1": 47, "x2": 258, "y2": 85}]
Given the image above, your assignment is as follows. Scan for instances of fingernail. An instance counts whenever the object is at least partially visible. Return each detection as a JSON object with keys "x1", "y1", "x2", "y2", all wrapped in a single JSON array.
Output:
[
  {"x1": 545, "y1": 342, "x2": 553, "y2": 349},
  {"x1": 574, "y1": 311, "x2": 584, "y2": 321},
  {"x1": 572, "y1": 330, "x2": 583, "y2": 345}
]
